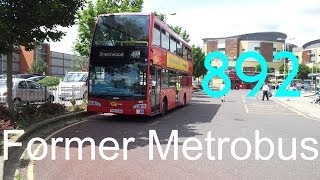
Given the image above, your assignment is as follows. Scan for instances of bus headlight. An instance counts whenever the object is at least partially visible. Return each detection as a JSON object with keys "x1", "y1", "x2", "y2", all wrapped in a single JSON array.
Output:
[
  {"x1": 88, "y1": 100, "x2": 101, "y2": 107},
  {"x1": 132, "y1": 104, "x2": 146, "y2": 109}
]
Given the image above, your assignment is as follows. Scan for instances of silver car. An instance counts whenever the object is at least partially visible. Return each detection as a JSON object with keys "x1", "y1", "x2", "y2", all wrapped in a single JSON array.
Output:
[{"x1": 0, "y1": 78, "x2": 54, "y2": 104}]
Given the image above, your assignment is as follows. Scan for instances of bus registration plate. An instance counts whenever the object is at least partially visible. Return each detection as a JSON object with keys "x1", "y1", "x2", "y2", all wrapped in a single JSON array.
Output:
[
  {"x1": 110, "y1": 109, "x2": 123, "y2": 113},
  {"x1": 136, "y1": 109, "x2": 144, "y2": 114}
]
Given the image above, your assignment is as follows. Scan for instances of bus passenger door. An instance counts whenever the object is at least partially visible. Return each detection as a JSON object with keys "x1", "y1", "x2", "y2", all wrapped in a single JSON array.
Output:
[{"x1": 150, "y1": 66, "x2": 161, "y2": 113}]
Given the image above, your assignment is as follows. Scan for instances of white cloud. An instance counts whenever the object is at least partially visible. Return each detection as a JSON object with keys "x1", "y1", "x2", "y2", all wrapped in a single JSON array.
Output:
[
  {"x1": 49, "y1": 25, "x2": 79, "y2": 54},
  {"x1": 144, "y1": 0, "x2": 320, "y2": 47},
  {"x1": 50, "y1": 0, "x2": 320, "y2": 54}
]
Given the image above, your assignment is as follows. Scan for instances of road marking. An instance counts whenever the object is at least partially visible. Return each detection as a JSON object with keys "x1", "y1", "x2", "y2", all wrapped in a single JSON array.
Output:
[
  {"x1": 247, "y1": 112, "x2": 298, "y2": 115},
  {"x1": 242, "y1": 95, "x2": 246, "y2": 103},
  {"x1": 148, "y1": 121, "x2": 160, "y2": 125},
  {"x1": 242, "y1": 95, "x2": 248, "y2": 113},
  {"x1": 272, "y1": 98, "x2": 318, "y2": 121},
  {"x1": 244, "y1": 104, "x2": 248, "y2": 114},
  {"x1": 27, "y1": 119, "x2": 89, "y2": 180}
]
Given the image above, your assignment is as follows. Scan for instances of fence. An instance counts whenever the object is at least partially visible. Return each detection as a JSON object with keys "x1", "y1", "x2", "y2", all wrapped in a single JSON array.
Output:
[{"x1": 0, "y1": 85, "x2": 87, "y2": 107}]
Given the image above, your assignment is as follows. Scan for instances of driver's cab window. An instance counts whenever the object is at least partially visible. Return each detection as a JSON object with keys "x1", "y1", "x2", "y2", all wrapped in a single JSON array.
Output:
[{"x1": 18, "y1": 81, "x2": 27, "y2": 89}]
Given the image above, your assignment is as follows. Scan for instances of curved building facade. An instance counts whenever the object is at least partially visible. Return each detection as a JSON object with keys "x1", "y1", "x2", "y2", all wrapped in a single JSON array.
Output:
[
  {"x1": 299, "y1": 39, "x2": 320, "y2": 67},
  {"x1": 202, "y1": 32, "x2": 295, "y2": 88},
  {"x1": 202, "y1": 32, "x2": 297, "y2": 71}
]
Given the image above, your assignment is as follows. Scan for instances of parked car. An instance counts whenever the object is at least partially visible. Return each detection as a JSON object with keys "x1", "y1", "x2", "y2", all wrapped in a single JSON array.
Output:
[
  {"x1": 58, "y1": 72, "x2": 88, "y2": 100},
  {"x1": 28, "y1": 76, "x2": 46, "y2": 82},
  {"x1": 0, "y1": 78, "x2": 54, "y2": 104},
  {"x1": 302, "y1": 80, "x2": 314, "y2": 91},
  {"x1": 14, "y1": 73, "x2": 43, "y2": 79},
  {"x1": 0, "y1": 75, "x2": 6, "y2": 79}
]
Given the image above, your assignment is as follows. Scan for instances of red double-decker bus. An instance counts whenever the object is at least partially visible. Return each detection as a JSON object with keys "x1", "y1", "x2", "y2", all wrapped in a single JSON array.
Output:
[
  {"x1": 228, "y1": 70, "x2": 256, "y2": 89},
  {"x1": 87, "y1": 13, "x2": 193, "y2": 116}
]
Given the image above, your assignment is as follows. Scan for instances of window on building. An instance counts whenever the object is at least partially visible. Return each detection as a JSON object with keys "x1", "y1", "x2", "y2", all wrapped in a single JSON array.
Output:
[{"x1": 243, "y1": 67, "x2": 255, "y2": 72}]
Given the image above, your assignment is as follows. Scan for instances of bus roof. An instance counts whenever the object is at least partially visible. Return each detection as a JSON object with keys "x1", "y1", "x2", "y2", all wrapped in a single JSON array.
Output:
[
  {"x1": 153, "y1": 14, "x2": 191, "y2": 49},
  {"x1": 97, "y1": 12, "x2": 151, "y2": 17},
  {"x1": 96, "y1": 12, "x2": 192, "y2": 49}
]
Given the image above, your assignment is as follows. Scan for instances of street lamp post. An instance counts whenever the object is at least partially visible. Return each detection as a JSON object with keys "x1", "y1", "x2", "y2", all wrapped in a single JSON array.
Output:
[{"x1": 164, "y1": 13, "x2": 176, "y2": 23}]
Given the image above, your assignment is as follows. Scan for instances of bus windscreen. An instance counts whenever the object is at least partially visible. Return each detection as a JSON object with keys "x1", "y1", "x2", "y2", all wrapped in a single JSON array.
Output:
[
  {"x1": 89, "y1": 62, "x2": 147, "y2": 100},
  {"x1": 93, "y1": 15, "x2": 150, "y2": 46}
]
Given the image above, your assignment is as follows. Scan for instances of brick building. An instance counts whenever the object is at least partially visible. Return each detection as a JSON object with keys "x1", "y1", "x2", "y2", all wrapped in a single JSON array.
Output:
[
  {"x1": 294, "y1": 39, "x2": 320, "y2": 72},
  {"x1": 0, "y1": 43, "x2": 79, "y2": 76}
]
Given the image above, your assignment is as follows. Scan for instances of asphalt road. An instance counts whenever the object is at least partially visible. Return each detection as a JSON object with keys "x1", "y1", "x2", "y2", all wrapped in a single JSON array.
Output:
[{"x1": 21, "y1": 90, "x2": 320, "y2": 179}]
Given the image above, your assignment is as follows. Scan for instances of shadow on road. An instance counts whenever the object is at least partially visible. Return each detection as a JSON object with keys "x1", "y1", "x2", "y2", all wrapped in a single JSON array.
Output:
[{"x1": 51, "y1": 102, "x2": 221, "y2": 151}]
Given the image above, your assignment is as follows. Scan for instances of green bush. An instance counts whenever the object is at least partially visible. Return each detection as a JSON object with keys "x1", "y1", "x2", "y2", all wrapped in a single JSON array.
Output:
[
  {"x1": 37, "y1": 103, "x2": 66, "y2": 115},
  {"x1": 9, "y1": 103, "x2": 66, "y2": 129},
  {"x1": 1, "y1": 103, "x2": 69, "y2": 139},
  {"x1": 11, "y1": 103, "x2": 38, "y2": 128},
  {"x1": 38, "y1": 76, "x2": 61, "y2": 87},
  {"x1": 0, "y1": 105, "x2": 16, "y2": 138}
]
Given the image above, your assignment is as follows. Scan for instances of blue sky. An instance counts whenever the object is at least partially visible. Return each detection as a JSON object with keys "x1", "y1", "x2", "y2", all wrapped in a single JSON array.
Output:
[{"x1": 50, "y1": 0, "x2": 320, "y2": 54}]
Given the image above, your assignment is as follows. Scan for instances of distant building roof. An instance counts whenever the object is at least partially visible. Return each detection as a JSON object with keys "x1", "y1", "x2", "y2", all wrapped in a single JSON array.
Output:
[
  {"x1": 302, "y1": 39, "x2": 320, "y2": 49},
  {"x1": 203, "y1": 32, "x2": 287, "y2": 43}
]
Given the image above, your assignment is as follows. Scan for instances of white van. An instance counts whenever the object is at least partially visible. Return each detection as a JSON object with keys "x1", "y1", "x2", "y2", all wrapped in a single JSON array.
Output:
[{"x1": 58, "y1": 72, "x2": 88, "y2": 100}]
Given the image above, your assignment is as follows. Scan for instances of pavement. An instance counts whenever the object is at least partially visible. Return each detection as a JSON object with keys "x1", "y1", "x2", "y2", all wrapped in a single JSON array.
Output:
[{"x1": 272, "y1": 90, "x2": 320, "y2": 120}]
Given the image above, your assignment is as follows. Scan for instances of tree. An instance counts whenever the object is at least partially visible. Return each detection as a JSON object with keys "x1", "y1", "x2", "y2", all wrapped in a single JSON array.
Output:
[
  {"x1": 279, "y1": 64, "x2": 289, "y2": 74},
  {"x1": 154, "y1": 11, "x2": 165, "y2": 21},
  {"x1": 279, "y1": 63, "x2": 310, "y2": 80},
  {"x1": 154, "y1": 12, "x2": 190, "y2": 43},
  {"x1": 255, "y1": 64, "x2": 271, "y2": 73},
  {"x1": 71, "y1": 56, "x2": 89, "y2": 72},
  {"x1": 255, "y1": 64, "x2": 261, "y2": 72},
  {"x1": 75, "y1": 0, "x2": 144, "y2": 57},
  {"x1": 30, "y1": 58, "x2": 48, "y2": 75},
  {"x1": 296, "y1": 64, "x2": 310, "y2": 80},
  {"x1": 193, "y1": 46, "x2": 206, "y2": 79},
  {"x1": 0, "y1": 0, "x2": 85, "y2": 109},
  {"x1": 170, "y1": 25, "x2": 190, "y2": 43}
]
